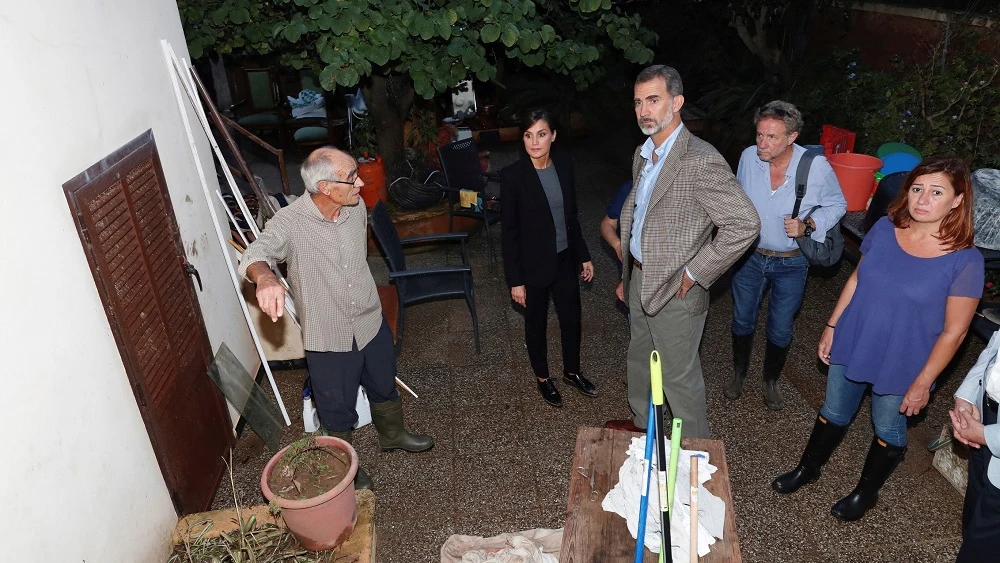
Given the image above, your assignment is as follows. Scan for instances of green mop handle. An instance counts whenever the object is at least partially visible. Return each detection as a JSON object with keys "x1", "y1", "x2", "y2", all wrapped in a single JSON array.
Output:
[
  {"x1": 650, "y1": 352, "x2": 672, "y2": 563},
  {"x1": 650, "y1": 351, "x2": 666, "y2": 513},
  {"x1": 667, "y1": 418, "x2": 683, "y2": 517}
]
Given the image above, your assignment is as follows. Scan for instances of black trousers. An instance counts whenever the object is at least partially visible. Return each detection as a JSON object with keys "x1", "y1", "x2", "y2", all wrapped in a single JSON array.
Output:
[
  {"x1": 524, "y1": 250, "x2": 581, "y2": 380},
  {"x1": 957, "y1": 393, "x2": 1000, "y2": 563},
  {"x1": 304, "y1": 317, "x2": 400, "y2": 432}
]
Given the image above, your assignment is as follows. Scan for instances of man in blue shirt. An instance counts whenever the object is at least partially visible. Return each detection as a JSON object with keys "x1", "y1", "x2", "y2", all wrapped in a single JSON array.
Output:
[
  {"x1": 728, "y1": 101, "x2": 846, "y2": 410},
  {"x1": 599, "y1": 180, "x2": 634, "y2": 271}
]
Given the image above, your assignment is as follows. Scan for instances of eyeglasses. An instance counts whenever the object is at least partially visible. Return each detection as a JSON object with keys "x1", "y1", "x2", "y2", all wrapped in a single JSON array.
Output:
[{"x1": 320, "y1": 169, "x2": 360, "y2": 187}]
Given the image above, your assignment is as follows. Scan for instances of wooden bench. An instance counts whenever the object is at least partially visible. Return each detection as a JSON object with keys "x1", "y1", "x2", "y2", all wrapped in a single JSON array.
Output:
[{"x1": 561, "y1": 427, "x2": 741, "y2": 563}]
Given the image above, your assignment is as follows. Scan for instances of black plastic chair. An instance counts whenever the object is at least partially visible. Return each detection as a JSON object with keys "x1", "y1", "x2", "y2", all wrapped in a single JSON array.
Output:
[
  {"x1": 436, "y1": 138, "x2": 502, "y2": 262},
  {"x1": 862, "y1": 170, "x2": 908, "y2": 234},
  {"x1": 842, "y1": 171, "x2": 908, "y2": 264},
  {"x1": 369, "y1": 201, "x2": 481, "y2": 354}
]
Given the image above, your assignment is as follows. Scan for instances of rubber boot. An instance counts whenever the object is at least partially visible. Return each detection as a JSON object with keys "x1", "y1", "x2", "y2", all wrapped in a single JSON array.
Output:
[
  {"x1": 831, "y1": 436, "x2": 906, "y2": 521},
  {"x1": 370, "y1": 397, "x2": 435, "y2": 452},
  {"x1": 324, "y1": 429, "x2": 373, "y2": 491},
  {"x1": 725, "y1": 332, "x2": 754, "y2": 400},
  {"x1": 772, "y1": 415, "x2": 848, "y2": 493},
  {"x1": 762, "y1": 339, "x2": 789, "y2": 410}
]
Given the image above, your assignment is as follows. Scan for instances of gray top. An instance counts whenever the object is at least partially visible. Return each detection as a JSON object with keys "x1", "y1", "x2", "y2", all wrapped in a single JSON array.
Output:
[{"x1": 536, "y1": 165, "x2": 568, "y2": 252}]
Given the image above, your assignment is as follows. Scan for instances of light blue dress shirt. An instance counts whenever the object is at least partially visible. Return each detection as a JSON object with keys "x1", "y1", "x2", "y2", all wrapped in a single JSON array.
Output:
[
  {"x1": 736, "y1": 144, "x2": 846, "y2": 252},
  {"x1": 630, "y1": 123, "x2": 685, "y2": 263}
]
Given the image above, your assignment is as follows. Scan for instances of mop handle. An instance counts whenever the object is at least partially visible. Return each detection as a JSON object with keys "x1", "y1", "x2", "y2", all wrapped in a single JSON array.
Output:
[
  {"x1": 667, "y1": 418, "x2": 683, "y2": 515},
  {"x1": 650, "y1": 351, "x2": 672, "y2": 563},
  {"x1": 690, "y1": 456, "x2": 699, "y2": 563},
  {"x1": 650, "y1": 352, "x2": 664, "y2": 409},
  {"x1": 634, "y1": 401, "x2": 656, "y2": 563}
]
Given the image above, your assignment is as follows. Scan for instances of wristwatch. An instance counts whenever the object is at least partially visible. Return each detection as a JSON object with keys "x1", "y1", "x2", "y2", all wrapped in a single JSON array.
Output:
[{"x1": 803, "y1": 223, "x2": 815, "y2": 237}]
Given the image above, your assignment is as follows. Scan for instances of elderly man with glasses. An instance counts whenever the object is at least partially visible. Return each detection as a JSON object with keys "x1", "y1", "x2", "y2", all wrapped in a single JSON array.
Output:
[{"x1": 239, "y1": 147, "x2": 433, "y2": 491}]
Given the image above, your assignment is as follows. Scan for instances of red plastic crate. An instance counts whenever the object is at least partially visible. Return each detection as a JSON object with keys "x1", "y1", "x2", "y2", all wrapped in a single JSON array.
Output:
[{"x1": 821, "y1": 124, "x2": 856, "y2": 155}]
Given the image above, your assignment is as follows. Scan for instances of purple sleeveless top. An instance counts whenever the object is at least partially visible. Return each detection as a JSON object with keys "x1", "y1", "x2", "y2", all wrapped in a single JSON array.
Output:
[{"x1": 830, "y1": 217, "x2": 984, "y2": 395}]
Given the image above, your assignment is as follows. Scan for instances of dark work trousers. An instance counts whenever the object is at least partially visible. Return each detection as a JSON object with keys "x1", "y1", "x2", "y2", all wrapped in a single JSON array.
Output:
[
  {"x1": 957, "y1": 393, "x2": 1000, "y2": 563},
  {"x1": 524, "y1": 249, "x2": 581, "y2": 380},
  {"x1": 305, "y1": 317, "x2": 400, "y2": 432}
]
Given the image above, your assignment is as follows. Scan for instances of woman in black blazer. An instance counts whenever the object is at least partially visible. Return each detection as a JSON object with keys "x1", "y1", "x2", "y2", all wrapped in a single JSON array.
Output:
[{"x1": 501, "y1": 108, "x2": 597, "y2": 407}]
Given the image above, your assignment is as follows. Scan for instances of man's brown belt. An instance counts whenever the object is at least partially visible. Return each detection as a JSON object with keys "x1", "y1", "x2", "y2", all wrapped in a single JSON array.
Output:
[
  {"x1": 755, "y1": 247, "x2": 801, "y2": 258},
  {"x1": 632, "y1": 257, "x2": 643, "y2": 270}
]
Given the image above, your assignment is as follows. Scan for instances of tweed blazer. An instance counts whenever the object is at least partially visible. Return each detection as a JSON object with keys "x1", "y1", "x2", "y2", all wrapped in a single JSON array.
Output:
[
  {"x1": 500, "y1": 149, "x2": 591, "y2": 287},
  {"x1": 620, "y1": 126, "x2": 760, "y2": 316}
]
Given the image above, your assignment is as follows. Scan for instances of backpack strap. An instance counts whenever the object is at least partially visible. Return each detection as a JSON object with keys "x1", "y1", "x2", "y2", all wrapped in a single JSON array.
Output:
[{"x1": 791, "y1": 147, "x2": 824, "y2": 219}]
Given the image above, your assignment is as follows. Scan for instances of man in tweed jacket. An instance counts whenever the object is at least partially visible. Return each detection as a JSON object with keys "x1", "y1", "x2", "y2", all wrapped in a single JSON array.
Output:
[{"x1": 607, "y1": 66, "x2": 760, "y2": 437}]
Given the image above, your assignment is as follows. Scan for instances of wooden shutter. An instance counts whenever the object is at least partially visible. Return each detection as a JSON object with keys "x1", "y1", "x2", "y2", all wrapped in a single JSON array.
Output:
[{"x1": 63, "y1": 130, "x2": 233, "y2": 514}]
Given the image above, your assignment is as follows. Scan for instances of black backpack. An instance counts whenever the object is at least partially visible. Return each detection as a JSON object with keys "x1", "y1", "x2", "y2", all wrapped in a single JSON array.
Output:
[{"x1": 790, "y1": 148, "x2": 845, "y2": 267}]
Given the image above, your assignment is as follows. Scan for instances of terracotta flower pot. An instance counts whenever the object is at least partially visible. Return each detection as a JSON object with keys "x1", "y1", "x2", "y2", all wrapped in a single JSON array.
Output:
[{"x1": 260, "y1": 436, "x2": 359, "y2": 551}]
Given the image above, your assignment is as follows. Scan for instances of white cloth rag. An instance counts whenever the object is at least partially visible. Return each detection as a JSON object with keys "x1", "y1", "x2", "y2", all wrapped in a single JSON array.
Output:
[
  {"x1": 440, "y1": 529, "x2": 562, "y2": 563},
  {"x1": 602, "y1": 436, "x2": 727, "y2": 561},
  {"x1": 287, "y1": 89, "x2": 326, "y2": 119}
]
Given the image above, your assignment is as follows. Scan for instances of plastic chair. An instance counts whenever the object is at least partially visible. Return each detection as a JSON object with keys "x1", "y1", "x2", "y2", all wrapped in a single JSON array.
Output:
[
  {"x1": 820, "y1": 125, "x2": 856, "y2": 155},
  {"x1": 841, "y1": 171, "x2": 908, "y2": 265},
  {"x1": 369, "y1": 201, "x2": 481, "y2": 354},
  {"x1": 436, "y1": 138, "x2": 502, "y2": 262},
  {"x1": 861, "y1": 171, "x2": 907, "y2": 234},
  {"x1": 230, "y1": 67, "x2": 286, "y2": 144}
]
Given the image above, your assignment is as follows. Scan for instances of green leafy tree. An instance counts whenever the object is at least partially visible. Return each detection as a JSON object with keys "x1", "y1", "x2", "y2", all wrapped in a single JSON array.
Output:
[{"x1": 179, "y1": 0, "x2": 656, "y2": 170}]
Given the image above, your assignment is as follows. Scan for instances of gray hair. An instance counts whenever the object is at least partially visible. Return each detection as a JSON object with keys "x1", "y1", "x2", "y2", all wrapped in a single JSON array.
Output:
[
  {"x1": 635, "y1": 65, "x2": 684, "y2": 97},
  {"x1": 754, "y1": 101, "x2": 803, "y2": 135},
  {"x1": 299, "y1": 146, "x2": 341, "y2": 194}
]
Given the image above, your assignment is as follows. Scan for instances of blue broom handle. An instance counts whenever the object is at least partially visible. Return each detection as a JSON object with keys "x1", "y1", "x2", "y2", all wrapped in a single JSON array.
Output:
[{"x1": 634, "y1": 400, "x2": 656, "y2": 563}]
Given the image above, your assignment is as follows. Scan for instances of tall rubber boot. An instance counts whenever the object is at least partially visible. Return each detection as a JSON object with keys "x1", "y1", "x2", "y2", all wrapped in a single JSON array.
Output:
[
  {"x1": 370, "y1": 397, "x2": 434, "y2": 452},
  {"x1": 831, "y1": 436, "x2": 906, "y2": 521},
  {"x1": 762, "y1": 339, "x2": 790, "y2": 410},
  {"x1": 772, "y1": 415, "x2": 848, "y2": 493},
  {"x1": 324, "y1": 429, "x2": 373, "y2": 491},
  {"x1": 725, "y1": 332, "x2": 754, "y2": 400}
]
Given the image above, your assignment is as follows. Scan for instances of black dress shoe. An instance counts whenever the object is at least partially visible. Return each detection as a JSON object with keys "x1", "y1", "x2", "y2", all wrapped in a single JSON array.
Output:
[
  {"x1": 563, "y1": 372, "x2": 599, "y2": 396},
  {"x1": 537, "y1": 378, "x2": 562, "y2": 407}
]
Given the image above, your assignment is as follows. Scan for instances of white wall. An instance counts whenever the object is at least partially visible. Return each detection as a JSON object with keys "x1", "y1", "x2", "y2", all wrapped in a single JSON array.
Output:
[{"x1": 0, "y1": 1, "x2": 258, "y2": 560}]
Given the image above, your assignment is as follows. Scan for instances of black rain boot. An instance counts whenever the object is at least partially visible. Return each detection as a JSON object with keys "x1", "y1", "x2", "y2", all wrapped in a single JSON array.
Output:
[
  {"x1": 772, "y1": 415, "x2": 848, "y2": 493},
  {"x1": 324, "y1": 429, "x2": 373, "y2": 491},
  {"x1": 831, "y1": 436, "x2": 906, "y2": 521},
  {"x1": 762, "y1": 339, "x2": 790, "y2": 410},
  {"x1": 370, "y1": 397, "x2": 435, "y2": 452},
  {"x1": 725, "y1": 332, "x2": 754, "y2": 400}
]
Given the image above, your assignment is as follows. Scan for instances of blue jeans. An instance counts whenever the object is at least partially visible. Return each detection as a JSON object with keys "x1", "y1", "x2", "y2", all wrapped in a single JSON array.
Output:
[
  {"x1": 820, "y1": 364, "x2": 907, "y2": 447},
  {"x1": 731, "y1": 251, "x2": 809, "y2": 347}
]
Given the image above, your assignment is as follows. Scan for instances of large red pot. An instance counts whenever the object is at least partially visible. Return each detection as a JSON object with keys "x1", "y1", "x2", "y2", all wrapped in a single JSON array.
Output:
[
  {"x1": 827, "y1": 153, "x2": 884, "y2": 212},
  {"x1": 260, "y1": 436, "x2": 359, "y2": 551}
]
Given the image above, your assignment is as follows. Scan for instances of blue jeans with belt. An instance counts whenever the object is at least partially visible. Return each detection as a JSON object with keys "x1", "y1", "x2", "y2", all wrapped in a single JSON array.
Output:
[
  {"x1": 731, "y1": 250, "x2": 809, "y2": 347},
  {"x1": 819, "y1": 364, "x2": 907, "y2": 447}
]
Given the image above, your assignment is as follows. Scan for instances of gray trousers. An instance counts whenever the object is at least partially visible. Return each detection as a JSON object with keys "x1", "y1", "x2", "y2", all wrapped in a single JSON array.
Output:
[{"x1": 627, "y1": 266, "x2": 710, "y2": 438}]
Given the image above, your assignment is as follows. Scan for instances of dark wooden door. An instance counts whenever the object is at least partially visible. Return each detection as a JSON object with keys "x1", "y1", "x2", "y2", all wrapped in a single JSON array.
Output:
[{"x1": 63, "y1": 130, "x2": 233, "y2": 515}]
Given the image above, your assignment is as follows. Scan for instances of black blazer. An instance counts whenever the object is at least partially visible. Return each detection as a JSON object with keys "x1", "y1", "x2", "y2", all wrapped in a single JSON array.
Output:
[{"x1": 500, "y1": 149, "x2": 591, "y2": 287}]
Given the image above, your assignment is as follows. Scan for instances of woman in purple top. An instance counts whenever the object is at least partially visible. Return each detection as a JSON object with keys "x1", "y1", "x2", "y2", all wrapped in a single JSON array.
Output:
[{"x1": 772, "y1": 156, "x2": 984, "y2": 521}]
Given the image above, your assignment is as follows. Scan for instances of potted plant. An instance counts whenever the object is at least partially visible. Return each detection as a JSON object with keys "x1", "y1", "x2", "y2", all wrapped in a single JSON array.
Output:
[{"x1": 260, "y1": 436, "x2": 359, "y2": 551}]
